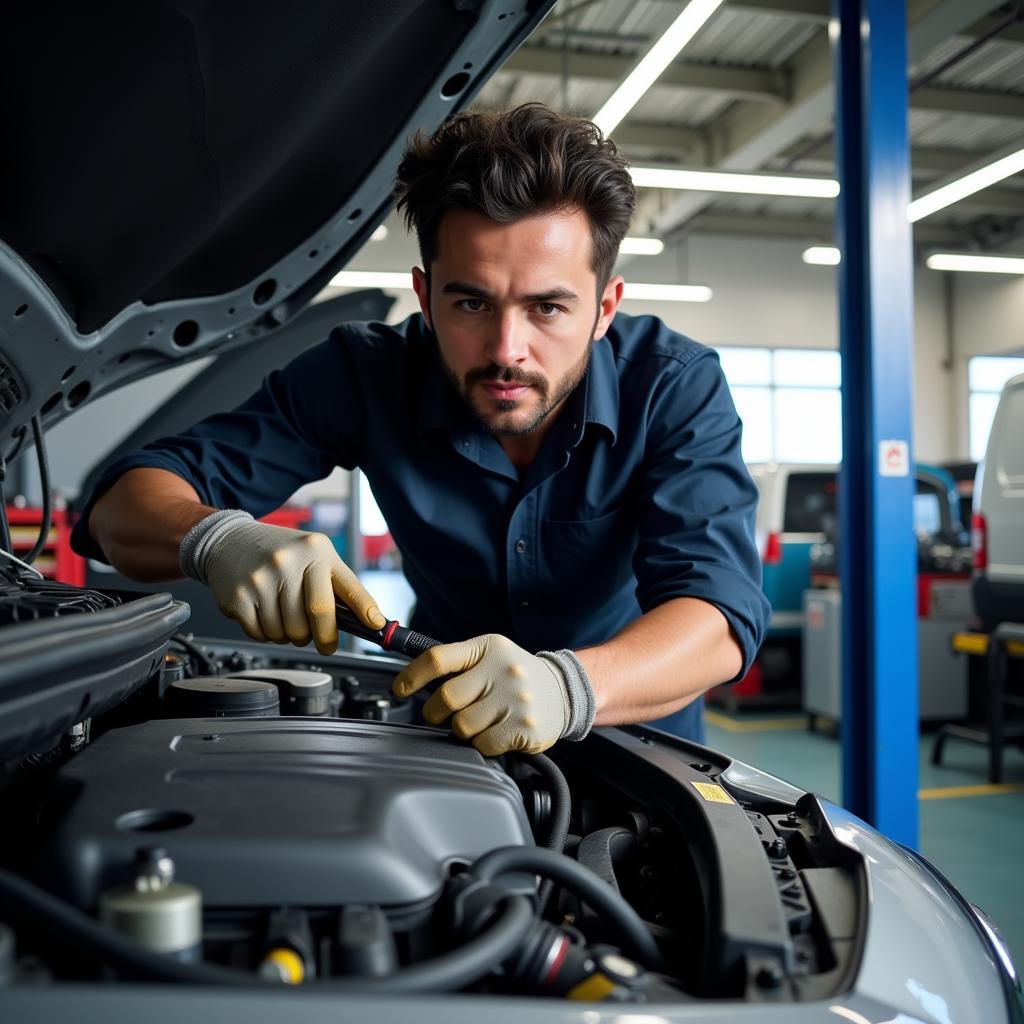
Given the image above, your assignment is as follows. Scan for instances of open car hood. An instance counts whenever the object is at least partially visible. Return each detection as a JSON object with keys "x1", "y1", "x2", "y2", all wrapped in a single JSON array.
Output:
[{"x1": 0, "y1": 0, "x2": 554, "y2": 444}]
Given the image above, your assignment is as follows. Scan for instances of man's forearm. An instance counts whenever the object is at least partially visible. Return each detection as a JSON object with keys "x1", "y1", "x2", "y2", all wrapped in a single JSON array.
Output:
[
  {"x1": 88, "y1": 468, "x2": 217, "y2": 582},
  {"x1": 575, "y1": 597, "x2": 744, "y2": 726}
]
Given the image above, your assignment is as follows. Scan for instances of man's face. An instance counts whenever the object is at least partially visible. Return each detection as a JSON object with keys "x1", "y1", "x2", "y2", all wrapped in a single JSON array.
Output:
[{"x1": 412, "y1": 208, "x2": 622, "y2": 439}]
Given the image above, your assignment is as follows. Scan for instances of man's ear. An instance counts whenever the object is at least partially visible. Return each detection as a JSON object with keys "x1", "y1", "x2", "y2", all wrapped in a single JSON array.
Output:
[
  {"x1": 411, "y1": 267, "x2": 432, "y2": 330},
  {"x1": 593, "y1": 275, "x2": 624, "y2": 340}
]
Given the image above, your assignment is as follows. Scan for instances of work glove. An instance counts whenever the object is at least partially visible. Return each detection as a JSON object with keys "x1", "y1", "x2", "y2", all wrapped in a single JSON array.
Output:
[
  {"x1": 392, "y1": 634, "x2": 596, "y2": 756},
  {"x1": 179, "y1": 509, "x2": 385, "y2": 655}
]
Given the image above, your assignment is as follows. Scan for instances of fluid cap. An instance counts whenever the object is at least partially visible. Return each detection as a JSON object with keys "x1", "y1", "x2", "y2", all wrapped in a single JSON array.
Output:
[
  {"x1": 164, "y1": 677, "x2": 280, "y2": 718},
  {"x1": 99, "y1": 848, "x2": 202, "y2": 959},
  {"x1": 228, "y1": 669, "x2": 332, "y2": 716}
]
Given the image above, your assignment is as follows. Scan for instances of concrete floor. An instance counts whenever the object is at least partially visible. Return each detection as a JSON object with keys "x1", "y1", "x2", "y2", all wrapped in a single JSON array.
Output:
[{"x1": 704, "y1": 709, "x2": 1024, "y2": 969}]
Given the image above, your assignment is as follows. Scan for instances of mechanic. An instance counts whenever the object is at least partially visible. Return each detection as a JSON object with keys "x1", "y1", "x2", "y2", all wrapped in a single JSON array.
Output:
[{"x1": 73, "y1": 103, "x2": 770, "y2": 755}]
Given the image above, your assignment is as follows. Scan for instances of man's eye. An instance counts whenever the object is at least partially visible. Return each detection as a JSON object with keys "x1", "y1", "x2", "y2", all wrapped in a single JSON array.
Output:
[
  {"x1": 457, "y1": 298, "x2": 487, "y2": 313},
  {"x1": 536, "y1": 303, "x2": 563, "y2": 317}
]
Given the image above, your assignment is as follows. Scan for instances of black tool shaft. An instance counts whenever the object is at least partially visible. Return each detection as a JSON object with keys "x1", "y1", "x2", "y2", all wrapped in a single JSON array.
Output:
[{"x1": 335, "y1": 603, "x2": 441, "y2": 658}]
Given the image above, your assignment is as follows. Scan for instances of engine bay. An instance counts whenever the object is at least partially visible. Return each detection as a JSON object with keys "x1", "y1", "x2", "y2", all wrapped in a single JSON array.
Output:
[{"x1": 0, "y1": 627, "x2": 867, "y2": 1004}]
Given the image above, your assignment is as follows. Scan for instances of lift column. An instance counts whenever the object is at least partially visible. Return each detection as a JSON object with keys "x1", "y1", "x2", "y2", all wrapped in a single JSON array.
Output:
[{"x1": 832, "y1": 0, "x2": 919, "y2": 847}]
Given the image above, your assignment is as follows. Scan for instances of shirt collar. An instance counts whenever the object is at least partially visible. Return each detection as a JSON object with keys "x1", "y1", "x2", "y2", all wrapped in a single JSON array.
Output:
[
  {"x1": 416, "y1": 327, "x2": 457, "y2": 439},
  {"x1": 583, "y1": 334, "x2": 620, "y2": 445},
  {"x1": 416, "y1": 324, "x2": 620, "y2": 444}
]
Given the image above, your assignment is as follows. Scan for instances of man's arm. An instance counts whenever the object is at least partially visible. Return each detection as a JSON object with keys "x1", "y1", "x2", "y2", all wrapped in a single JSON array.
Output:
[
  {"x1": 577, "y1": 596, "x2": 742, "y2": 726},
  {"x1": 89, "y1": 468, "x2": 216, "y2": 581}
]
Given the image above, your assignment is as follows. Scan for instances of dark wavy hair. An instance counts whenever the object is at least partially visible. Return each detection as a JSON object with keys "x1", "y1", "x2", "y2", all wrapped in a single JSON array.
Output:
[{"x1": 394, "y1": 103, "x2": 636, "y2": 288}]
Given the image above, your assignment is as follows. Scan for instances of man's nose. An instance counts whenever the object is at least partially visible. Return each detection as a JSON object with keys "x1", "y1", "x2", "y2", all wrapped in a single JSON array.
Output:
[{"x1": 487, "y1": 312, "x2": 528, "y2": 367}]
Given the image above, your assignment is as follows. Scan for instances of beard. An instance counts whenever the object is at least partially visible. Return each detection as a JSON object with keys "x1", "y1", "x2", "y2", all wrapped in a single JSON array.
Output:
[{"x1": 442, "y1": 341, "x2": 592, "y2": 438}]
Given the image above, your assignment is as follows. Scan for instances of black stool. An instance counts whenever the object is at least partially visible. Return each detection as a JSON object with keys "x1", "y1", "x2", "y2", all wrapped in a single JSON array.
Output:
[{"x1": 931, "y1": 622, "x2": 1024, "y2": 784}]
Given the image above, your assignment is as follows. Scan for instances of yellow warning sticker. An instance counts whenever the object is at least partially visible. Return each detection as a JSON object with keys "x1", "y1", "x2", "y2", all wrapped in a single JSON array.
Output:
[
  {"x1": 692, "y1": 781, "x2": 733, "y2": 804},
  {"x1": 567, "y1": 972, "x2": 617, "y2": 1002}
]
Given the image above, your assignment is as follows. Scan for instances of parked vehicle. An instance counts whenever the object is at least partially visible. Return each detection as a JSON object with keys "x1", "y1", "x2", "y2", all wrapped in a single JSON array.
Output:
[
  {"x1": 807, "y1": 462, "x2": 971, "y2": 579},
  {"x1": 749, "y1": 464, "x2": 837, "y2": 638},
  {"x1": 942, "y1": 460, "x2": 979, "y2": 537},
  {"x1": 972, "y1": 372, "x2": 1024, "y2": 629}
]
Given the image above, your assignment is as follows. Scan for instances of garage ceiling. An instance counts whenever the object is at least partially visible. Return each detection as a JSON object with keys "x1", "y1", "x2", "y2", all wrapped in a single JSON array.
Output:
[{"x1": 474, "y1": 0, "x2": 1024, "y2": 253}]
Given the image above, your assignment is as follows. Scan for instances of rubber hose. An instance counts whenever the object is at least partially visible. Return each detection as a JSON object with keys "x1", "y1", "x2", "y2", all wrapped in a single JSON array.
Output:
[
  {"x1": 0, "y1": 866, "x2": 534, "y2": 991},
  {"x1": 23, "y1": 416, "x2": 51, "y2": 566},
  {"x1": 470, "y1": 845, "x2": 664, "y2": 971},
  {"x1": 518, "y1": 753, "x2": 571, "y2": 913},
  {"x1": 527, "y1": 753, "x2": 571, "y2": 853}
]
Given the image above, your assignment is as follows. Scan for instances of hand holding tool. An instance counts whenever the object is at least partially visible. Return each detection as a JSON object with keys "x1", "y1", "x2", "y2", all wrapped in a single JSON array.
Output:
[
  {"x1": 181, "y1": 511, "x2": 385, "y2": 655},
  {"x1": 391, "y1": 634, "x2": 596, "y2": 756}
]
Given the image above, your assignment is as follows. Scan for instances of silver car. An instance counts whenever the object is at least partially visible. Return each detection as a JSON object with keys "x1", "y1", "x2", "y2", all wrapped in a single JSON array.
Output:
[{"x1": 0, "y1": 3, "x2": 1019, "y2": 1021}]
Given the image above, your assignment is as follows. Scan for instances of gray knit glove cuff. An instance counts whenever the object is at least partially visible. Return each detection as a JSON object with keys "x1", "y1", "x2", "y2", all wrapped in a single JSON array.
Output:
[
  {"x1": 536, "y1": 649, "x2": 596, "y2": 742},
  {"x1": 179, "y1": 509, "x2": 255, "y2": 584}
]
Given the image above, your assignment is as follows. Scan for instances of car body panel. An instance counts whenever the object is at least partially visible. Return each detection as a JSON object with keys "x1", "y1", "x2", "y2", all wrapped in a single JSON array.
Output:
[
  {"x1": 973, "y1": 373, "x2": 1024, "y2": 627},
  {"x1": 0, "y1": 0, "x2": 554, "y2": 444}
]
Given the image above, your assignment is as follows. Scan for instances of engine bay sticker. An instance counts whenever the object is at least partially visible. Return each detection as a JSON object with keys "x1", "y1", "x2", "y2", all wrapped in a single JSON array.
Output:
[{"x1": 692, "y1": 782, "x2": 733, "y2": 804}]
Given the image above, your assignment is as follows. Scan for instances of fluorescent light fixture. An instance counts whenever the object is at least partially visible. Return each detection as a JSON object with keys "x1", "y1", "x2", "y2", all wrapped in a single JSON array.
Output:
[
  {"x1": 370, "y1": 224, "x2": 389, "y2": 242},
  {"x1": 619, "y1": 236, "x2": 665, "y2": 256},
  {"x1": 330, "y1": 272, "x2": 712, "y2": 302},
  {"x1": 330, "y1": 271, "x2": 412, "y2": 289},
  {"x1": 909, "y1": 144, "x2": 1024, "y2": 222},
  {"x1": 926, "y1": 252, "x2": 1024, "y2": 274},
  {"x1": 630, "y1": 166, "x2": 840, "y2": 198},
  {"x1": 802, "y1": 246, "x2": 841, "y2": 265},
  {"x1": 593, "y1": 0, "x2": 725, "y2": 135},
  {"x1": 622, "y1": 282, "x2": 712, "y2": 302}
]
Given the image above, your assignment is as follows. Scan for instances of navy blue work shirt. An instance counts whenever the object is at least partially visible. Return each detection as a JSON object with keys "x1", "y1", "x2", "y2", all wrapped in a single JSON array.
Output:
[{"x1": 73, "y1": 312, "x2": 770, "y2": 743}]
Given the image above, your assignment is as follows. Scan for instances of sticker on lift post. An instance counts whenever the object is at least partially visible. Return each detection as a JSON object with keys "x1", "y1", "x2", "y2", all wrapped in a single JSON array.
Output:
[
  {"x1": 879, "y1": 439, "x2": 910, "y2": 477},
  {"x1": 692, "y1": 781, "x2": 733, "y2": 804}
]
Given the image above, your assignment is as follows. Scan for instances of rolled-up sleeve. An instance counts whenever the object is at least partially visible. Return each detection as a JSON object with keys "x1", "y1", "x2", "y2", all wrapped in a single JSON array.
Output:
[
  {"x1": 632, "y1": 350, "x2": 770, "y2": 677},
  {"x1": 72, "y1": 329, "x2": 365, "y2": 562}
]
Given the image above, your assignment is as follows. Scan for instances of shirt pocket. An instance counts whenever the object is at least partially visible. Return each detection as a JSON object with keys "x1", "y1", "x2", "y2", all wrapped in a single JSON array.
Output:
[{"x1": 542, "y1": 505, "x2": 636, "y2": 594}]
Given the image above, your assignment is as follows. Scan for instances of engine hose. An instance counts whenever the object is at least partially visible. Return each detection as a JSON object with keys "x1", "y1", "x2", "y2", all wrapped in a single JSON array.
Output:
[
  {"x1": 525, "y1": 753, "x2": 571, "y2": 853},
  {"x1": 23, "y1": 416, "x2": 51, "y2": 566},
  {"x1": 0, "y1": 866, "x2": 534, "y2": 991},
  {"x1": 517, "y1": 753, "x2": 571, "y2": 914},
  {"x1": 469, "y1": 845, "x2": 664, "y2": 972}
]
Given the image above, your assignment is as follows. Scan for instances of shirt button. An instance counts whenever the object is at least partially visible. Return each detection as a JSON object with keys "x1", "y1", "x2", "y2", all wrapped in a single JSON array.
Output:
[
  {"x1": 520, "y1": 600, "x2": 530, "y2": 609},
  {"x1": 515, "y1": 539, "x2": 527, "y2": 554}
]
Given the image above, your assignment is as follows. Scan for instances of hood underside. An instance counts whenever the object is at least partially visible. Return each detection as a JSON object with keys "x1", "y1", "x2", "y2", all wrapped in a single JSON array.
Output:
[{"x1": 0, "y1": 0, "x2": 553, "y2": 441}]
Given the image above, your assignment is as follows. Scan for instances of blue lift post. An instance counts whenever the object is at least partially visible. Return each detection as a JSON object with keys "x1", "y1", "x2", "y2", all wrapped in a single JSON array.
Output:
[{"x1": 832, "y1": 0, "x2": 919, "y2": 847}]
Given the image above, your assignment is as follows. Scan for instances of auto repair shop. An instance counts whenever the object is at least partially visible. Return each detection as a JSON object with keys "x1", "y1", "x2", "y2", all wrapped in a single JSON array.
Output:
[{"x1": 1, "y1": 1, "x2": 1023, "y2": 1020}]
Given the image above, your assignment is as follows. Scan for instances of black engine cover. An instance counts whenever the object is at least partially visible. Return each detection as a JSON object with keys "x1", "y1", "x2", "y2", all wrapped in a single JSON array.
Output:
[{"x1": 37, "y1": 718, "x2": 532, "y2": 911}]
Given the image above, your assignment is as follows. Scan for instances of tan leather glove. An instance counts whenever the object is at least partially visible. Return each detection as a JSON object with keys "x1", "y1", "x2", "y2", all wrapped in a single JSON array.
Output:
[
  {"x1": 392, "y1": 634, "x2": 596, "y2": 756},
  {"x1": 180, "y1": 510, "x2": 385, "y2": 655}
]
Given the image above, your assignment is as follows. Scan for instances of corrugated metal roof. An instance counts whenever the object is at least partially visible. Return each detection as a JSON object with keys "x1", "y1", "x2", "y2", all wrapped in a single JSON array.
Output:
[
  {"x1": 909, "y1": 109, "x2": 1024, "y2": 153},
  {"x1": 911, "y1": 37, "x2": 1024, "y2": 92},
  {"x1": 680, "y1": 7, "x2": 820, "y2": 68},
  {"x1": 473, "y1": 0, "x2": 1024, "y2": 243}
]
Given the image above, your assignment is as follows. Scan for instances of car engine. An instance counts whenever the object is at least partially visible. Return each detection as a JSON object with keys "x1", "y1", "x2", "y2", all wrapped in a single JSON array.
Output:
[{"x1": 0, "y1": 621, "x2": 866, "y2": 1005}]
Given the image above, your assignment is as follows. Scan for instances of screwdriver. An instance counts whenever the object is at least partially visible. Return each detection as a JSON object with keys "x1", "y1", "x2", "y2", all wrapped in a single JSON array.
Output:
[{"x1": 335, "y1": 602, "x2": 441, "y2": 658}]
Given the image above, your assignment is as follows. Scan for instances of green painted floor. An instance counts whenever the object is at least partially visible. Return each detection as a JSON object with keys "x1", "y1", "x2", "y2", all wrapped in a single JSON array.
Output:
[{"x1": 703, "y1": 710, "x2": 1024, "y2": 969}]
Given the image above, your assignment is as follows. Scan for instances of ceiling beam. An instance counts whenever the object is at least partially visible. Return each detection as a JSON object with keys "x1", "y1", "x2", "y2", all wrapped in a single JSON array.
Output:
[
  {"x1": 779, "y1": 139, "x2": 1024, "y2": 186},
  {"x1": 500, "y1": 41, "x2": 1024, "y2": 120},
  {"x1": 911, "y1": 85, "x2": 1024, "y2": 119},
  {"x1": 726, "y1": 0, "x2": 829, "y2": 18},
  {"x1": 610, "y1": 121, "x2": 710, "y2": 157},
  {"x1": 683, "y1": 211, "x2": 967, "y2": 246},
  {"x1": 939, "y1": 186, "x2": 1024, "y2": 217},
  {"x1": 961, "y1": 13, "x2": 1024, "y2": 46},
  {"x1": 644, "y1": 0, "x2": 1010, "y2": 240},
  {"x1": 499, "y1": 46, "x2": 787, "y2": 102}
]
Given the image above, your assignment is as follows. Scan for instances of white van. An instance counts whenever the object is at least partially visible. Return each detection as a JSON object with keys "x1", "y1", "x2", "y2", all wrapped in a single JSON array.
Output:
[{"x1": 972, "y1": 372, "x2": 1024, "y2": 628}]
